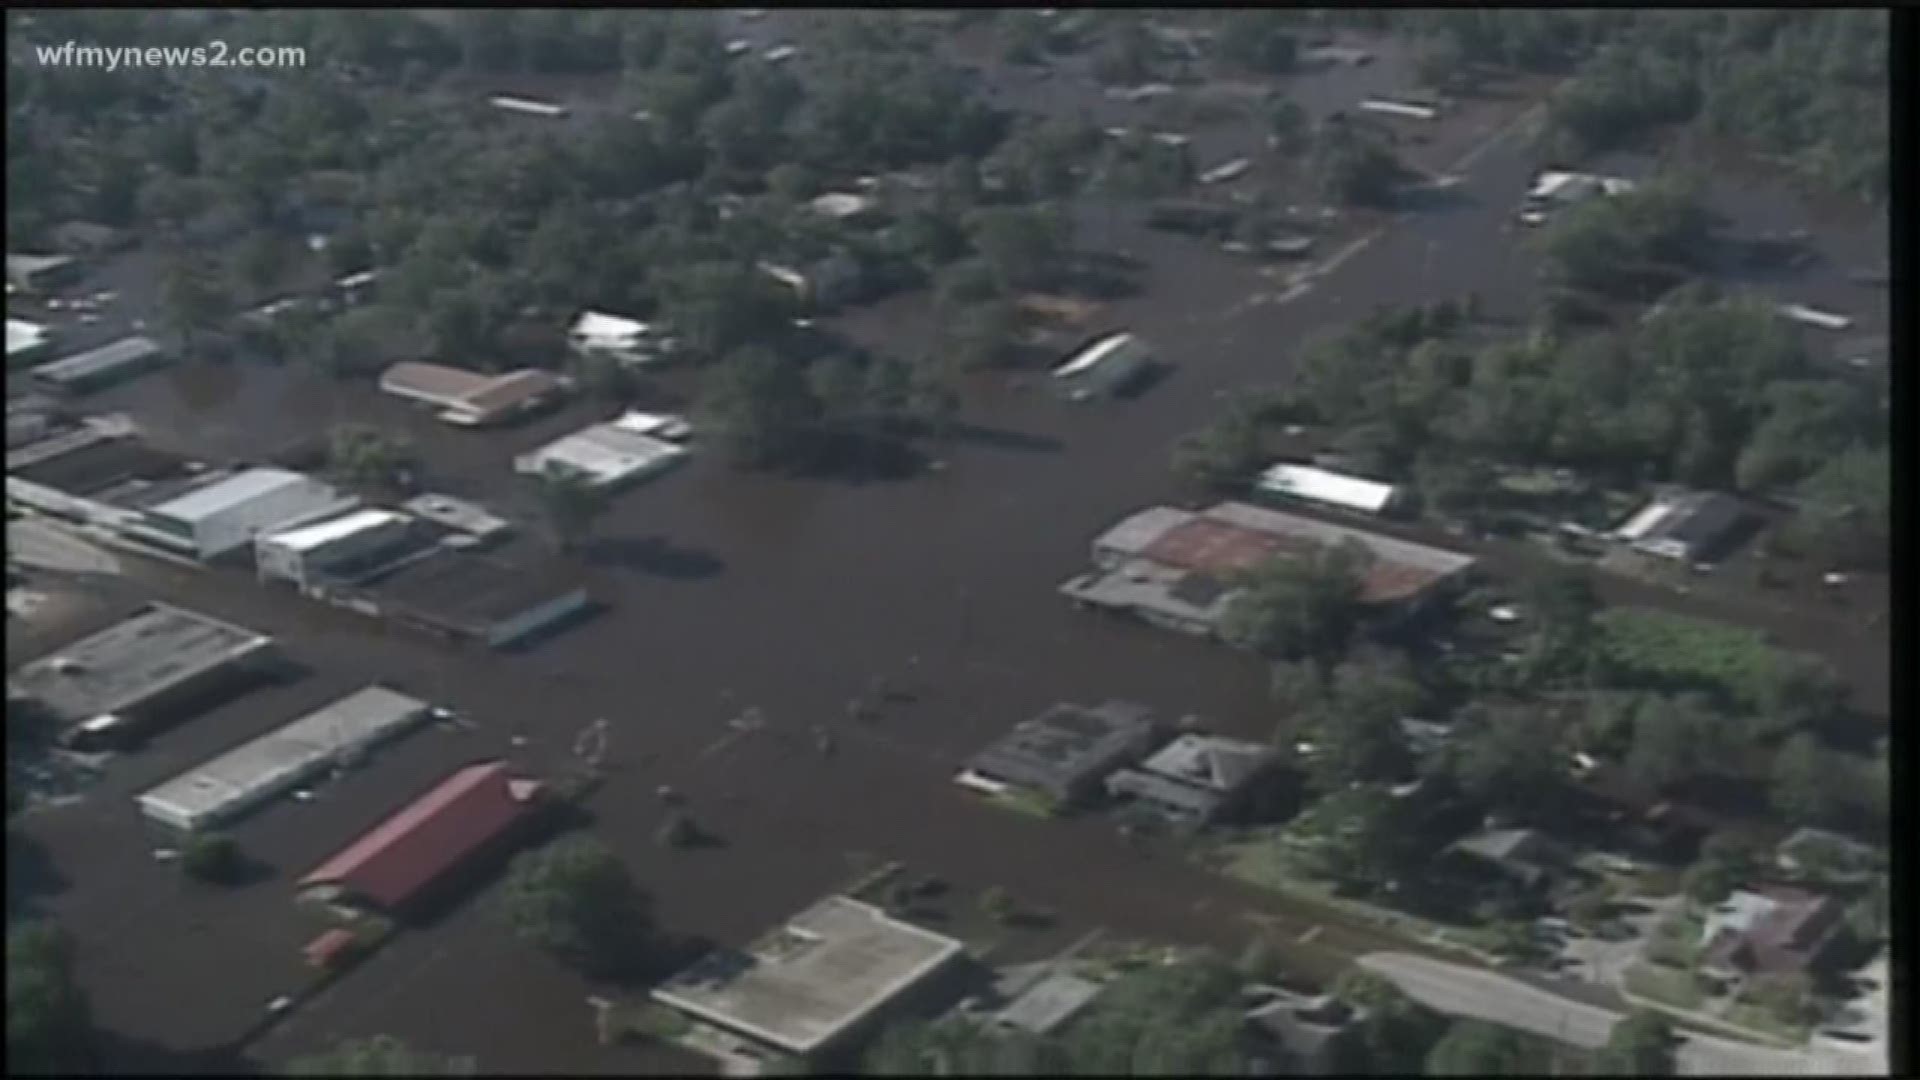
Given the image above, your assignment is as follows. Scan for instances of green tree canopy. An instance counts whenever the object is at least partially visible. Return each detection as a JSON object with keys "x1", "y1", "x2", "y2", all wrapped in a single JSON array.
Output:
[
  {"x1": 1423, "y1": 1019, "x2": 1550, "y2": 1076},
  {"x1": 1598, "y1": 1011, "x2": 1677, "y2": 1075},
  {"x1": 696, "y1": 347, "x2": 823, "y2": 469},
  {"x1": 534, "y1": 467, "x2": 612, "y2": 553},
  {"x1": 7, "y1": 922, "x2": 94, "y2": 1077},
  {"x1": 501, "y1": 835, "x2": 651, "y2": 978},
  {"x1": 1219, "y1": 542, "x2": 1371, "y2": 661}
]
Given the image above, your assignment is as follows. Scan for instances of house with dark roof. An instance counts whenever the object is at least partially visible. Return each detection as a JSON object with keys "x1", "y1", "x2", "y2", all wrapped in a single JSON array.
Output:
[
  {"x1": 1445, "y1": 827, "x2": 1568, "y2": 890},
  {"x1": 1698, "y1": 886, "x2": 1845, "y2": 984},
  {"x1": 1612, "y1": 489, "x2": 1750, "y2": 564},
  {"x1": 958, "y1": 701, "x2": 1159, "y2": 808},
  {"x1": 299, "y1": 760, "x2": 546, "y2": 915},
  {"x1": 1243, "y1": 990, "x2": 1365, "y2": 1074},
  {"x1": 1104, "y1": 732, "x2": 1277, "y2": 830}
]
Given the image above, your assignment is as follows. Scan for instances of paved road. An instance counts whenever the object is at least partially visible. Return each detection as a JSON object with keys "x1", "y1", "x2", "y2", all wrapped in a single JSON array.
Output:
[
  {"x1": 1360, "y1": 952, "x2": 1887, "y2": 1076},
  {"x1": 7, "y1": 516, "x2": 122, "y2": 575}
]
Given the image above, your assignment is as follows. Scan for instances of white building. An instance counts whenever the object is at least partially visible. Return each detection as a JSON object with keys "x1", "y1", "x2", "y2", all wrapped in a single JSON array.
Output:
[
  {"x1": 809, "y1": 191, "x2": 880, "y2": 222},
  {"x1": 610, "y1": 410, "x2": 692, "y2": 442},
  {"x1": 1357, "y1": 98, "x2": 1441, "y2": 121},
  {"x1": 7, "y1": 318, "x2": 51, "y2": 367},
  {"x1": 489, "y1": 94, "x2": 567, "y2": 118},
  {"x1": 256, "y1": 508, "x2": 418, "y2": 592},
  {"x1": 137, "y1": 686, "x2": 432, "y2": 832},
  {"x1": 652, "y1": 896, "x2": 965, "y2": 1063},
  {"x1": 1254, "y1": 463, "x2": 1401, "y2": 516},
  {"x1": 1052, "y1": 332, "x2": 1152, "y2": 401},
  {"x1": 569, "y1": 310, "x2": 663, "y2": 367},
  {"x1": 1518, "y1": 171, "x2": 1636, "y2": 225},
  {"x1": 514, "y1": 421, "x2": 688, "y2": 489},
  {"x1": 121, "y1": 467, "x2": 358, "y2": 561}
]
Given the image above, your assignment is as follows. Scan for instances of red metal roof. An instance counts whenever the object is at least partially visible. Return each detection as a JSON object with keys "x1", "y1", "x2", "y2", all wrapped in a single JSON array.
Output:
[
  {"x1": 1140, "y1": 518, "x2": 1441, "y2": 603},
  {"x1": 300, "y1": 760, "x2": 542, "y2": 910}
]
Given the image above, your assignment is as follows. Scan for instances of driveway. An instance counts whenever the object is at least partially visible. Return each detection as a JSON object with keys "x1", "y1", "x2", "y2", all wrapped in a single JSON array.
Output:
[
  {"x1": 1549, "y1": 893, "x2": 1680, "y2": 990},
  {"x1": 1358, "y1": 951, "x2": 1878, "y2": 1076}
]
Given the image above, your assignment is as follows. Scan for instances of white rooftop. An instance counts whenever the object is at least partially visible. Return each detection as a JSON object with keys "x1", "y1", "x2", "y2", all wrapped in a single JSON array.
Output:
[
  {"x1": 1054, "y1": 332, "x2": 1142, "y2": 378},
  {"x1": 1256, "y1": 463, "x2": 1398, "y2": 514},
  {"x1": 149, "y1": 467, "x2": 316, "y2": 523},
  {"x1": 653, "y1": 896, "x2": 964, "y2": 1056},
  {"x1": 570, "y1": 309, "x2": 651, "y2": 344},
  {"x1": 137, "y1": 686, "x2": 430, "y2": 832},
  {"x1": 7, "y1": 318, "x2": 49, "y2": 356},
  {"x1": 611, "y1": 410, "x2": 692, "y2": 441},
  {"x1": 260, "y1": 508, "x2": 409, "y2": 553},
  {"x1": 809, "y1": 192, "x2": 879, "y2": 219},
  {"x1": 515, "y1": 423, "x2": 687, "y2": 488}
]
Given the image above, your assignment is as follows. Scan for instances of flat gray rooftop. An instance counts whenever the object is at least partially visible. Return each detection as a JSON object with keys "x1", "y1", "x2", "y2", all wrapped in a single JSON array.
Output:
[
  {"x1": 9, "y1": 603, "x2": 273, "y2": 723},
  {"x1": 652, "y1": 896, "x2": 964, "y2": 1056},
  {"x1": 138, "y1": 686, "x2": 430, "y2": 831}
]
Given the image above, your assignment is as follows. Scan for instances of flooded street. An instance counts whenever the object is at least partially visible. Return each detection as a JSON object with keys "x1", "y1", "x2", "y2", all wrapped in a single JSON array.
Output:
[{"x1": 10, "y1": 20, "x2": 1889, "y2": 1070}]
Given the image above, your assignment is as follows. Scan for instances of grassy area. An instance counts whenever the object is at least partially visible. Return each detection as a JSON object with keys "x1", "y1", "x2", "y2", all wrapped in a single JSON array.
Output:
[
  {"x1": 1212, "y1": 832, "x2": 1496, "y2": 962},
  {"x1": 1622, "y1": 961, "x2": 1708, "y2": 1010},
  {"x1": 1723, "y1": 999, "x2": 1813, "y2": 1046},
  {"x1": 1595, "y1": 607, "x2": 1787, "y2": 704},
  {"x1": 1643, "y1": 904, "x2": 1708, "y2": 967}
]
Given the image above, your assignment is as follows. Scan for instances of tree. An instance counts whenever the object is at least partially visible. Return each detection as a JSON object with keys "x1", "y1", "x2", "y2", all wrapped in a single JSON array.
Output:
[
  {"x1": 1769, "y1": 733, "x2": 1847, "y2": 829},
  {"x1": 158, "y1": 254, "x2": 227, "y2": 348},
  {"x1": 1301, "y1": 683, "x2": 1405, "y2": 794},
  {"x1": 1266, "y1": 97, "x2": 1310, "y2": 153},
  {"x1": 7, "y1": 922, "x2": 94, "y2": 1077},
  {"x1": 697, "y1": 347, "x2": 822, "y2": 469},
  {"x1": 236, "y1": 228, "x2": 297, "y2": 290},
  {"x1": 1597, "y1": 1011, "x2": 1676, "y2": 1076},
  {"x1": 1684, "y1": 831, "x2": 1760, "y2": 903},
  {"x1": 327, "y1": 423, "x2": 416, "y2": 492},
  {"x1": 534, "y1": 466, "x2": 612, "y2": 554},
  {"x1": 1329, "y1": 970, "x2": 1448, "y2": 1075},
  {"x1": 1750, "y1": 656, "x2": 1845, "y2": 739},
  {"x1": 1218, "y1": 542, "x2": 1370, "y2": 661},
  {"x1": 945, "y1": 300, "x2": 1021, "y2": 370},
  {"x1": 181, "y1": 833, "x2": 243, "y2": 884},
  {"x1": 286, "y1": 1035, "x2": 476, "y2": 1076},
  {"x1": 502, "y1": 835, "x2": 650, "y2": 978},
  {"x1": 1171, "y1": 413, "x2": 1266, "y2": 493},
  {"x1": 807, "y1": 353, "x2": 872, "y2": 436},
  {"x1": 1308, "y1": 121, "x2": 1403, "y2": 207},
  {"x1": 1436, "y1": 706, "x2": 1563, "y2": 815},
  {"x1": 1294, "y1": 784, "x2": 1416, "y2": 893},
  {"x1": 967, "y1": 205, "x2": 1072, "y2": 292},
  {"x1": 1622, "y1": 692, "x2": 1733, "y2": 794},
  {"x1": 1423, "y1": 1020, "x2": 1549, "y2": 1075},
  {"x1": 1052, "y1": 955, "x2": 1248, "y2": 1075},
  {"x1": 1217, "y1": 14, "x2": 1300, "y2": 75}
]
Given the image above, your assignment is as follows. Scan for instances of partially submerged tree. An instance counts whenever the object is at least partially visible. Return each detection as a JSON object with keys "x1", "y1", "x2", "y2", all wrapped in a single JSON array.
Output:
[
  {"x1": 1218, "y1": 542, "x2": 1371, "y2": 662},
  {"x1": 327, "y1": 423, "x2": 416, "y2": 492},
  {"x1": 502, "y1": 835, "x2": 651, "y2": 978},
  {"x1": 7, "y1": 922, "x2": 95, "y2": 1077}
]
